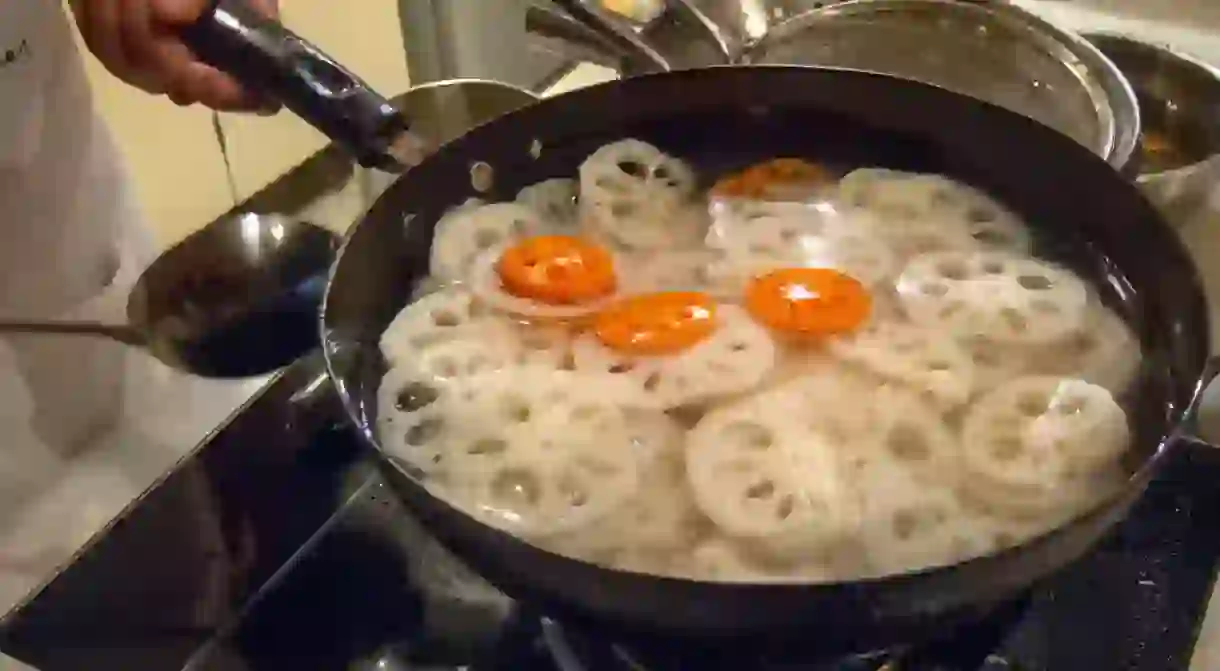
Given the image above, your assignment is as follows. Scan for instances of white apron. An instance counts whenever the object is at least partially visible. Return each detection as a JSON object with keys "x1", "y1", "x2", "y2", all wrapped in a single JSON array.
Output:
[{"x1": 0, "y1": 0, "x2": 153, "y2": 519}]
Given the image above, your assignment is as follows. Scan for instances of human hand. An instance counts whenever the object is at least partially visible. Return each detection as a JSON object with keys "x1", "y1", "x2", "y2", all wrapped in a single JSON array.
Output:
[{"x1": 69, "y1": 0, "x2": 281, "y2": 112}]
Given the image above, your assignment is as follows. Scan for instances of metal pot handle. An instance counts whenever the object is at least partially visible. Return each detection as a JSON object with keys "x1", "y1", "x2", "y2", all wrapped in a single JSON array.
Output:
[
  {"x1": 533, "y1": 0, "x2": 732, "y2": 73},
  {"x1": 180, "y1": 0, "x2": 418, "y2": 172},
  {"x1": 526, "y1": 4, "x2": 655, "y2": 74},
  {"x1": 665, "y1": 0, "x2": 733, "y2": 62},
  {"x1": 548, "y1": 0, "x2": 673, "y2": 73}
]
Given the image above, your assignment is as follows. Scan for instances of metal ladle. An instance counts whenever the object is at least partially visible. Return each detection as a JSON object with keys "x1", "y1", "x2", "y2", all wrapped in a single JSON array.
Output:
[
  {"x1": 0, "y1": 77, "x2": 541, "y2": 379},
  {"x1": 0, "y1": 0, "x2": 548, "y2": 379},
  {"x1": 0, "y1": 213, "x2": 339, "y2": 378}
]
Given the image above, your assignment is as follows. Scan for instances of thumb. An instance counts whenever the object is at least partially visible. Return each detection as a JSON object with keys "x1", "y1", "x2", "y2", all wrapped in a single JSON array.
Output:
[
  {"x1": 247, "y1": 0, "x2": 280, "y2": 18},
  {"x1": 151, "y1": 0, "x2": 280, "y2": 27},
  {"x1": 147, "y1": 0, "x2": 214, "y2": 26}
]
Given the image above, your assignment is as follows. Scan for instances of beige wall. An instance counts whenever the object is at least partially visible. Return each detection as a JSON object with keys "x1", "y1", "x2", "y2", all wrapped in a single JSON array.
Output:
[
  {"x1": 1068, "y1": 0, "x2": 1220, "y2": 28},
  {"x1": 74, "y1": 0, "x2": 411, "y2": 247}
]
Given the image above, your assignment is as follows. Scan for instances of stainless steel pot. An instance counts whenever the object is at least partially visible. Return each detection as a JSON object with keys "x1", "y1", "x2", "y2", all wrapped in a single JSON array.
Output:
[
  {"x1": 1084, "y1": 32, "x2": 1220, "y2": 225},
  {"x1": 743, "y1": 0, "x2": 1141, "y2": 172},
  {"x1": 529, "y1": 0, "x2": 1142, "y2": 172}
]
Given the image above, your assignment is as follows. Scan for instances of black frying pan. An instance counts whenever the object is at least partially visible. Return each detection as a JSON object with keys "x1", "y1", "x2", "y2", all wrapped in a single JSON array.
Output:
[{"x1": 183, "y1": 0, "x2": 1218, "y2": 658}]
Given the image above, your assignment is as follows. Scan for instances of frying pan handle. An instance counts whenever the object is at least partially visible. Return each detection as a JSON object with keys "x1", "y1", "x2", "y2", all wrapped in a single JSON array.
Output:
[{"x1": 180, "y1": 0, "x2": 413, "y2": 172}]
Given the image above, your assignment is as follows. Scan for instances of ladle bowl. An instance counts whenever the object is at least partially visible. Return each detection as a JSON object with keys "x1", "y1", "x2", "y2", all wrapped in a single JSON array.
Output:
[{"x1": 0, "y1": 213, "x2": 339, "y2": 378}]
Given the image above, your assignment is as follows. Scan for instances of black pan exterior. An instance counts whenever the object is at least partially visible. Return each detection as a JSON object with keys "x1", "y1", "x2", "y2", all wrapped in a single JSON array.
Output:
[{"x1": 320, "y1": 66, "x2": 1210, "y2": 652}]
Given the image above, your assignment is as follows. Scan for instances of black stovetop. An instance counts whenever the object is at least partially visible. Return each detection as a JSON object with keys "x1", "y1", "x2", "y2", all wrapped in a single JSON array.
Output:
[{"x1": 3, "y1": 354, "x2": 1220, "y2": 671}]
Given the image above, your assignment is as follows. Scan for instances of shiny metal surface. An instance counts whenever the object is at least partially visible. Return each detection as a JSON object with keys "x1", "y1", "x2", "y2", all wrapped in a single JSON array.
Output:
[
  {"x1": 357, "y1": 79, "x2": 543, "y2": 213},
  {"x1": 398, "y1": 0, "x2": 578, "y2": 91},
  {"x1": 321, "y1": 64, "x2": 1211, "y2": 645},
  {"x1": 2, "y1": 81, "x2": 534, "y2": 378},
  {"x1": 666, "y1": 0, "x2": 827, "y2": 58},
  {"x1": 387, "y1": 79, "x2": 541, "y2": 150},
  {"x1": 0, "y1": 214, "x2": 339, "y2": 378},
  {"x1": 527, "y1": 0, "x2": 1140, "y2": 171},
  {"x1": 654, "y1": 0, "x2": 733, "y2": 65},
  {"x1": 740, "y1": 0, "x2": 1140, "y2": 171},
  {"x1": 128, "y1": 212, "x2": 339, "y2": 378},
  {"x1": 529, "y1": 1, "x2": 730, "y2": 73},
  {"x1": 1085, "y1": 33, "x2": 1220, "y2": 224},
  {"x1": 550, "y1": 0, "x2": 674, "y2": 72},
  {"x1": 527, "y1": 4, "x2": 651, "y2": 72}
]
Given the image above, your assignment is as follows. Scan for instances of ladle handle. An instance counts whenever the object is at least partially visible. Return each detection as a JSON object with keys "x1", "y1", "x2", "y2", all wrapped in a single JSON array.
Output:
[
  {"x1": 180, "y1": 0, "x2": 413, "y2": 171},
  {"x1": 0, "y1": 321, "x2": 145, "y2": 347}
]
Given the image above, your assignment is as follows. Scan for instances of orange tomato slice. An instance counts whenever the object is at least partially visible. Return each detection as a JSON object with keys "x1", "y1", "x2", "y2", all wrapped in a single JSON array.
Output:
[
  {"x1": 595, "y1": 292, "x2": 718, "y2": 355},
  {"x1": 497, "y1": 235, "x2": 617, "y2": 305},
  {"x1": 745, "y1": 268, "x2": 871, "y2": 338},
  {"x1": 712, "y1": 158, "x2": 832, "y2": 200}
]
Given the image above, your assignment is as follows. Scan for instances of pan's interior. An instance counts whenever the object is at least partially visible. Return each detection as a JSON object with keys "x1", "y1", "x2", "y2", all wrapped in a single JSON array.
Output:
[{"x1": 322, "y1": 67, "x2": 1210, "y2": 584}]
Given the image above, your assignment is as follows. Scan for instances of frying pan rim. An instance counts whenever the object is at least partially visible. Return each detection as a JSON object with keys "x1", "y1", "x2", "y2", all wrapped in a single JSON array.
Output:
[{"x1": 319, "y1": 64, "x2": 1214, "y2": 592}]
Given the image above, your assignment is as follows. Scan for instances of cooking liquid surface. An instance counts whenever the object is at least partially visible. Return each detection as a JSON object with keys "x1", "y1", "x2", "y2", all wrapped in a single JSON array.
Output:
[
  {"x1": 1136, "y1": 90, "x2": 1218, "y2": 174},
  {"x1": 371, "y1": 139, "x2": 1146, "y2": 584}
]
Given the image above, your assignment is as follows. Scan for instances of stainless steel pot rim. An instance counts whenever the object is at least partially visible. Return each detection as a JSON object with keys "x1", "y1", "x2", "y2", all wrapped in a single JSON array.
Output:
[
  {"x1": 398, "y1": 78, "x2": 544, "y2": 100},
  {"x1": 741, "y1": 0, "x2": 1140, "y2": 172},
  {"x1": 1084, "y1": 31, "x2": 1220, "y2": 181}
]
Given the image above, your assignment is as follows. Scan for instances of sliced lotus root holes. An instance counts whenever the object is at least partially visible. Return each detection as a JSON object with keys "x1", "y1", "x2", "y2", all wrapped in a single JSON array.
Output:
[
  {"x1": 582, "y1": 140, "x2": 693, "y2": 195},
  {"x1": 1037, "y1": 304, "x2": 1142, "y2": 395},
  {"x1": 516, "y1": 179, "x2": 578, "y2": 225},
  {"x1": 741, "y1": 478, "x2": 799, "y2": 524},
  {"x1": 381, "y1": 289, "x2": 489, "y2": 366},
  {"x1": 571, "y1": 304, "x2": 775, "y2": 408},
  {"x1": 377, "y1": 367, "x2": 456, "y2": 478},
  {"x1": 972, "y1": 342, "x2": 1002, "y2": 367},
  {"x1": 886, "y1": 421, "x2": 933, "y2": 463},
  {"x1": 432, "y1": 308, "x2": 462, "y2": 328},
  {"x1": 890, "y1": 504, "x2": 949, "y2": 542},
  {"x1": 420, "y1": 340, "x2": 508, "y2": 381},
  {"x1": 557, "y1": 470, "x2": 593, "y2": 509},
  {"x1": 430, "y1": 203, "x2": 546, "y2": 283},
  {"x1": 898, "y1": 251, "x2": 1088, "y2": 344},
  {"x1": 722, "y1": 421, "x2": 777, "y2": 452},
  {"x1": 501, "y1": 394, "x2": 533, "y2": 424},
  {"x1": 830, "y1": 323, "x2": 976, "y2": 410},
  {"x1": 564, "y1": 404, "x2": 625, "y2": 438},
  {"x1": 1017, "y1": 390, "x2": 1052, "y2": 417},
  {"x1": 466, "y1": 437, "x2": 510, "y2": 457},
  {"x1": 937, "y1": 259, "x2": 971, "y2": 281},
  {"x1": 959, "y1": 376, "x2": 1129, "y2": 519},
  {"x1": 403, "y1": 370, "x2": 650, "y2": 536},
  {"x1": 922, "y1": 282, "x2": 949, "y2": 297},
  {"x1": 610, "y1": 201, "x2": 638, "y2": 219},
  {"x1": 836, "y1": 170, "x2": 1033, "y2": 260},
  {"x1": 1000, "y1": 307, "x2": 1028, "y2": 334},
  {"x1": 854, "y1": 457, "x2": 988, "y2": 574},
  {"x1": 405, "y1": 416, "x2": 445, "y2": 447},
  {"x1": 616, "y1": 159, "x2": 647, "y2": 177},
  {"x1": 490, "y1": 467, "x2": 542, "y2": 509},
  {"x1": 988, "y1": 435, "x2": 1024, "y2": 462},
  {"x1": 687, "y1": 389, "x2": 857, "y2": 556},
  {"x1": 578, "y1": 140, "x2": 700, "y2": 250},
  {"x1": 395, "y1": 382, "x2": 439, "y2": 413}
]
